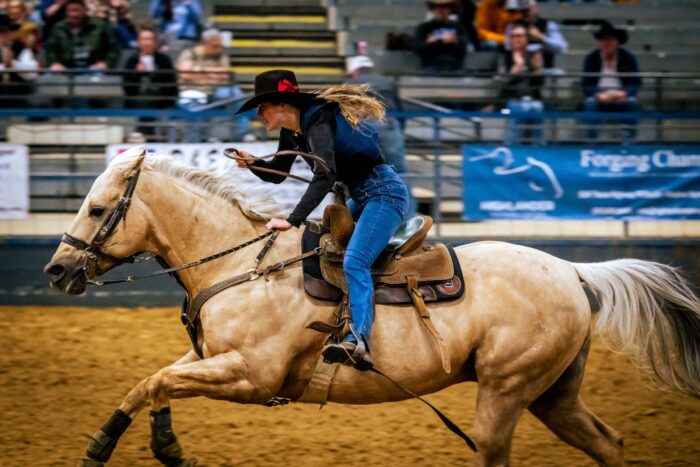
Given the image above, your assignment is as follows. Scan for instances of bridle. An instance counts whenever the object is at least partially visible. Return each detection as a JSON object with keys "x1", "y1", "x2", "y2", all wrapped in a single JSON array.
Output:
[
  {"x1": 58, "y1": 148, "x2": 330, "y2": 286},
  {"x1": 60, "y1": 168, "x2": 143, "y2": 279}
]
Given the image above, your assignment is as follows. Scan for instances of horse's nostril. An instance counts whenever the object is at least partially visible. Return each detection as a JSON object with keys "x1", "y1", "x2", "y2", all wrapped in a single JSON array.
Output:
[{"x1": 46, "y1": 263, "x2": 66, "y2": 279}]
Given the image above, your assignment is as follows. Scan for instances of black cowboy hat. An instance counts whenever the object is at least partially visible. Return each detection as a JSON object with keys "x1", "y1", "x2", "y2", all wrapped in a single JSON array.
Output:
[
  {"x1": 593, "y1": 21, "x2": 628, "y2": 45},
  {"x1": 426, "y1": 0, "x2": 458, "y2": 10},
  {"x1": 0, "y1": 14, "x2": 20, "y2": 33},
  {"x1": 236, "y1": 69, "x2": 317, "y2": 114}
]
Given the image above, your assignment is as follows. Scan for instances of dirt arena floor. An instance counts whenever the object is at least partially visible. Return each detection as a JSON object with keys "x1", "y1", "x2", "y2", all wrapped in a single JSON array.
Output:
[{"x1": 1, "y1": 306, "x2": 698, "y2": 466}]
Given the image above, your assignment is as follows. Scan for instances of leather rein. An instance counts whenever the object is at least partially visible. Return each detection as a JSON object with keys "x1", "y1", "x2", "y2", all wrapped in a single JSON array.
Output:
[{"x1": 223, "y1": 148, "x2": 331, "y2": 183}]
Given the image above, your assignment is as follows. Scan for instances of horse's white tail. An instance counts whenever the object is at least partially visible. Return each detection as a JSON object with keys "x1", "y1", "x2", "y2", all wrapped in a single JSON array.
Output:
[{"x1": 573, "y1": 259, "x2": 700, "y2": 398}]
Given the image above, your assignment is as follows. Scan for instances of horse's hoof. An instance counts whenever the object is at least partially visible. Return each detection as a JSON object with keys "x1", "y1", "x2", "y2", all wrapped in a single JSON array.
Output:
[
  {"x1": 77, "y1": 458, "x2": 104, "y2": 467},
  {"x1": 169, "y1": 459, "x2": 197, "y2": 467}
]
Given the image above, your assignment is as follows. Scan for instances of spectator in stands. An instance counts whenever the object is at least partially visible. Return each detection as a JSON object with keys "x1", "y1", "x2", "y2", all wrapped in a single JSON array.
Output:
[
  {"x1": 39, "y1": 0, "x2": 67, "y2": 39},
  {"x1": 511, "y1": 0, "x2": 567, "y2": 70},
  {"x1": 476, "y1": 0, "x2": 524, "y2": 51},
  {"x1": 345, "y1": 55, "x2": 415, "y2": 214},
  {"x1": 123, "y1": 27, "x2": 177, "y2": 137},
  {"x1": 85, "y1": 0, "x2": 136, "y2": 49},
  {"x1": 176, "y1": 28, "x2": 251, "y2": 141},
  {"x1": 44, "y1": 0, "x2": 120, "y2": 71},
  {"x1": 500, "y1": 20, "x2": 544, "y2": 145},
  {"x1": 582, "y1": 21, "x2": 641, "y2": 141},
  {"x1": 414, "y1": 0, "x2": 468, "y2": 75},
  {"x1": 150, "y1": 0, "x2": 202, "y2": 59},
  {"x1": 0, "y1": 13, "x2": 37, "y2": 107},
  {"x1": 458, "y1": 0, "x2": 479, "y2": 51},
  {"x1": 7, "y1": 0, "x2": 40, "y2": 51}
]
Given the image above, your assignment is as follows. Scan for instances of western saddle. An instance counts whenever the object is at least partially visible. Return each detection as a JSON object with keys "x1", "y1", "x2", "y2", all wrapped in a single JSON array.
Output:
[{"x1": 305, "y1": 203, "x2": 464, "y2": 374}]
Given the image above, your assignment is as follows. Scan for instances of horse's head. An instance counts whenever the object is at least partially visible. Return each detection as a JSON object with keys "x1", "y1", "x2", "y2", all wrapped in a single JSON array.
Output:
[{"x1": 44, "y1": 147, "x2": 150, "y2": 294}]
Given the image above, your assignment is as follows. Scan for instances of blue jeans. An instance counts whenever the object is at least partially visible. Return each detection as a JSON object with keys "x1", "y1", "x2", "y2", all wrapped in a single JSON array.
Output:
[
  {"x1": 378, "y1": 117, "x2": 416, "y2": 215},
  {"x1": 505, "y1": 98, "x2": 545, "y2": 146},
  {"x1": 583, "y1": 97, "x2": 640, "y2": 143},
  {"x1": 344, "y1": 164, "x2": 410, "y2": 347}
]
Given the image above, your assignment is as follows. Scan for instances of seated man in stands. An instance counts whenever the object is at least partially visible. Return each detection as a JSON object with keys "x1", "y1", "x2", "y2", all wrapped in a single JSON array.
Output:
[
  {"x1": 414, "y1": 0, "x2": 468, "y2": 75},
  {"x1": 581, "y1": 21, "x2": 641, "y2": 141},
  {"x1": 123, "y1": 26, "x2": 177, "y2": 137},
  {"x1": 44, "y1": 0, "x2": 120, "y2": 71},
  {"x1": 176, "y1": 28, "x2": 251, "y2": 141},
  {"x1": 476, "y1": 0, "x2": 524, "y2": 51}
]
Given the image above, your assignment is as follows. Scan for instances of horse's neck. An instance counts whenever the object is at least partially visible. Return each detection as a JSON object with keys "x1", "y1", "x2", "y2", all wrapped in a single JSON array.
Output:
[{"x1": 142, "y1": 170, "x2": 290, "y2": 295}]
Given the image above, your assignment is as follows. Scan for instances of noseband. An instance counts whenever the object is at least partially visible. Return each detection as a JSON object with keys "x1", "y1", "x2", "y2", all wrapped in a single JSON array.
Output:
[{"x1": 61, "y1": 168, "x2": 142, "y2": 272}]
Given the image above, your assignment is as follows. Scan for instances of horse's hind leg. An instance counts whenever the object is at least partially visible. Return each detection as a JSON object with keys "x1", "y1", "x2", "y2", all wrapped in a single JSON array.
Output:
[
  {"x1": 471, "y1": 386, "x2": 527, "y2": 466},
  {"x1": 528, "y1": 336, "x2": 625, "y2": 466}
]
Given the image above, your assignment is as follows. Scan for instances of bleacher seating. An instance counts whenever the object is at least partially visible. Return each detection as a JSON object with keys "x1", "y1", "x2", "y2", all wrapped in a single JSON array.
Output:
[{"x1": 3, "y1": 0, "x2": 700, "y2": 221}]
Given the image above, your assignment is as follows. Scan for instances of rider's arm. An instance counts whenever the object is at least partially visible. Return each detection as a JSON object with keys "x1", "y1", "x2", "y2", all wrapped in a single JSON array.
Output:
[
  {"x1": 246, "y1": 130, "x2": 298, "y2": 183},
  {"x1": 286, "y1": 110, "x2": 338, "y2": 227}
]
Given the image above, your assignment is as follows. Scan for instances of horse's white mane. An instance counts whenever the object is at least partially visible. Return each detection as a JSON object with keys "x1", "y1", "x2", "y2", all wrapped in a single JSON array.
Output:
[{"x1": 112, "y1": 149, "x2": 288, "y2": 221}]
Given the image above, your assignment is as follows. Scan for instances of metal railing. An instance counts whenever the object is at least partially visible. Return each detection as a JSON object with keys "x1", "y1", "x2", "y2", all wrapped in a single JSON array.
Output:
[{"x1": 2, "y1": 69, "x2": 700, "y2": 236}]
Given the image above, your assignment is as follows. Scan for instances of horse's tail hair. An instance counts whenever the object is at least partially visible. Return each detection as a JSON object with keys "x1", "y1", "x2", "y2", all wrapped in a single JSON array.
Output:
[{"x1": 573, "y1": 259, "x2": 700, "y2": 398}]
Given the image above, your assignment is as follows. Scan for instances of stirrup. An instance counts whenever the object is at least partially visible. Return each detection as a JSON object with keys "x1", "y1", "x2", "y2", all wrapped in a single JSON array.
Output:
[{"x1": 322, "y1": 341, "x2": 373, "y2": 371}]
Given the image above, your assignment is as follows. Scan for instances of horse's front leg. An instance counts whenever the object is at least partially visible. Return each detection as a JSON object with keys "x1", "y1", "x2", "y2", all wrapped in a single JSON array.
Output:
[
  {"x1": 80, "y1": 350, "x2": 200, "y2": 467},
  {"x1": 145, "y1": 350, "x2": 283, "y2": 465}
]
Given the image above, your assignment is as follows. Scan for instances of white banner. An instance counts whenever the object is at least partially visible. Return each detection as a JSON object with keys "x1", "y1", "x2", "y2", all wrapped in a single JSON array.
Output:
[
  {"x1": 106, "y1": 143, "x2": 332, "y2": 220},
  {"x1": 0, "y1": 144, "x2": 29, "y2": 219}
]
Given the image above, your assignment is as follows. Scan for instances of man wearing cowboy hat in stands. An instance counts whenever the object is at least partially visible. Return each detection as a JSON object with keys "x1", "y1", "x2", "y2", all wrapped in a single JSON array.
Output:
[
  {"x1": 414, "y1": 0, "x2": 468, "y2": 75},
  {"x1": 582, "y1": 20, "x2": 641, "y2": 140}
]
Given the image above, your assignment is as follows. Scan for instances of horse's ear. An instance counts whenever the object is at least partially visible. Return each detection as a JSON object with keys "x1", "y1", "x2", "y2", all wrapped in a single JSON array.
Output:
[{"x1": 125, "y1": 147, "x2": 147, "y2": 179}]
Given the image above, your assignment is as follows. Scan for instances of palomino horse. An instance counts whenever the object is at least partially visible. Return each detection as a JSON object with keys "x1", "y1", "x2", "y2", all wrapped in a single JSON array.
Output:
[{"x1": 44, "y1": 148, "x2": 700, "y2": 466}]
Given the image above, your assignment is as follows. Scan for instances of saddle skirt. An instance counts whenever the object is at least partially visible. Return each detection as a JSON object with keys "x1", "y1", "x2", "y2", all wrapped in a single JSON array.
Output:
[{"x1": 302, "y1": 221, "x2": 465, "y2": 305}]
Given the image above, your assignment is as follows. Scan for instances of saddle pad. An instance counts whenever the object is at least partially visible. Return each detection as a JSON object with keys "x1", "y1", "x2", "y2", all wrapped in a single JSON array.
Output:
[{"x1": 301, "y1": 223, "x2": 465, "y2": 305}]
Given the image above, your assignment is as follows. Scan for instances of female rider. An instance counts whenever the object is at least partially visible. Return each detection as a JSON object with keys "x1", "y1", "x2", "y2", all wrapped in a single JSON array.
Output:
[{"x1": 234, "y1": 69, "x2": 409, "y2": 370}]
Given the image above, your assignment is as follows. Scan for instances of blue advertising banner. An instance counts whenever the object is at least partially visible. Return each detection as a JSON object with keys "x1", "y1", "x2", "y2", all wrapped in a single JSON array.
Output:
[{"x1": 463, "y1": 146, "x2": 700, "y2": 220}]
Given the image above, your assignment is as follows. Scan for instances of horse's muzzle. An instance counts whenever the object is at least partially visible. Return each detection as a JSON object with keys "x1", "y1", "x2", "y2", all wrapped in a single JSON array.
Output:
[{"x1": 44, "y1": 258, "x2": 88, "y2": 295}]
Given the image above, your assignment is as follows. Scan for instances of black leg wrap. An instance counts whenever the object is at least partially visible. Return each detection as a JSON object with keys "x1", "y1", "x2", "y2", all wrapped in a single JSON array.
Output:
[
  {"x1": 85, "y1": 409, "x2": 132, "y2": 463},
  {"x1": 150, "y1": 407, "x2": 185, "y2": 466}
]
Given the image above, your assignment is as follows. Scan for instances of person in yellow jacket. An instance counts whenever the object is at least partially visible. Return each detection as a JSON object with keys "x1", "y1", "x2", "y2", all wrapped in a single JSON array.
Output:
[{"x1": 476, "y1": 0, "x2": 526, "y2": 50}]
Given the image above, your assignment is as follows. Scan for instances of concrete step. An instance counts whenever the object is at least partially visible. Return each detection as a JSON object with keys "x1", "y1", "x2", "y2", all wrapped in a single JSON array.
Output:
[
  {"x1": 226, "y1": 30, "x2": 337, "y2": 57},
  {"x1": 538, "y1": 3, "x2": 699, "y2": 25},
  {"x1": 213, "y1": 5, "x2": 326, "y2": 15},
  {"x1": 229, "y1": 40, "x2": 337, "y2": 57},
  {"x1": 212, "y1": 0, "x2": 323, "y2": 6},
  {"x1": 231, "y1": 55, "x2": 345, "y2": 85},
  {"x1": 212, "y1": 14, "x2": 328, "y2": 31}
]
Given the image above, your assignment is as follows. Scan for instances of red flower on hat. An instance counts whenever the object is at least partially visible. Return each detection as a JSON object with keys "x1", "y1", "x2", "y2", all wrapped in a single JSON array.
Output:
[{"x1": 277, "y1": 79, "x2": 299, "y2": 93}]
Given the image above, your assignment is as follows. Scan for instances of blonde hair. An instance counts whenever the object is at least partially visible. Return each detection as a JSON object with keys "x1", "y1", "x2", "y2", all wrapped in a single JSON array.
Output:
[{"x1": 313, "y1": 83, "x2": 386, "y2": 126}]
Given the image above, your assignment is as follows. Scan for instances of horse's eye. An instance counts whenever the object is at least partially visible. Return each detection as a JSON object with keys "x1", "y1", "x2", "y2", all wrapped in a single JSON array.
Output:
[{"x1": 90, "y1": 207, "x2": 105, "y2": 218}]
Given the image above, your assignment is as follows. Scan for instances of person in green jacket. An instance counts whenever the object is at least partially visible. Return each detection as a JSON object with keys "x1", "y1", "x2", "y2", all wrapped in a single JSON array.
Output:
[{"x1": 45, "y1": 0, "x2": 119, "y2": 71}]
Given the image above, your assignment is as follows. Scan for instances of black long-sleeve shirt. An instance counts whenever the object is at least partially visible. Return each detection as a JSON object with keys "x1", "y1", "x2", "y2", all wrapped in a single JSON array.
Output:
[
  {"x1": 250, "y1": 106, "x2": 338, "y2": 227},
  {"x1": 251, "y1": 103, "x2": 384, "y2": 227}
]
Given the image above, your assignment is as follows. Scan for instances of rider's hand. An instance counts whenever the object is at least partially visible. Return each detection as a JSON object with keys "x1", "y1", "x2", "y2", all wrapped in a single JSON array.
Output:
[
  {"x1": 235, "y1": 150, "x2": 256, "y2": 168},
  {"x1": 266, "y1": 218, "x2": 293, "y2": 231}
]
